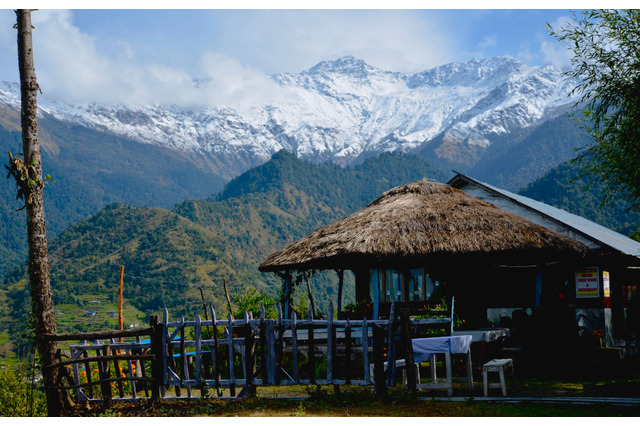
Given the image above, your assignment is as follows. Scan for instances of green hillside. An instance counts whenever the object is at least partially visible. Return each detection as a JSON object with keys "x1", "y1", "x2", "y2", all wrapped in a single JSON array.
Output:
[
  {"x1": 1, "y1": 150, "x2": 446, "y2": 359},
  {"x1": 470, "y1": 113, "x2": 591, "y2": 191},
  {"x1": 0, "y1": 119, "x2": 227, "y2": 277},
  {"x1": 519, "y1": 161, "x2": 640, "y2": 237}
]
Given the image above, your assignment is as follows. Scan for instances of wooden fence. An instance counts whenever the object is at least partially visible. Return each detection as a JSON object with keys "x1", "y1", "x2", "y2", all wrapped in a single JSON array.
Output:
[{"x1": 41, "y1": 302, "x2": 451, "y2": 406}]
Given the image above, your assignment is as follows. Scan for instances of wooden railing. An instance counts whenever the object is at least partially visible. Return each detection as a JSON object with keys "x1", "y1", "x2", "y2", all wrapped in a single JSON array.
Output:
[
  {"x1": 39, "y1": 326, "x2": 160, "y2": 407},
  {"x1": 41, "y1": 303, "x2": 451, "y2": 407}
]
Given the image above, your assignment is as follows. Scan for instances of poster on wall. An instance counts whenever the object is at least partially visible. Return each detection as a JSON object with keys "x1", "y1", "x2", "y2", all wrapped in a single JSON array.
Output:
[
  {"x1": 603, "y1": 271, "x2": 610, "y2": 297},
  {"x1": 576, "y1": 267, "x2": 600, "y2": 298}
]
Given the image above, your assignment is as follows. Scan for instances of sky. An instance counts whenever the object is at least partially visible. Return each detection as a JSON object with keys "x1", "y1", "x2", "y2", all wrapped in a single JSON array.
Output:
[{"x1": 0, "y1": 5, "x2": 599, "y2": 107}]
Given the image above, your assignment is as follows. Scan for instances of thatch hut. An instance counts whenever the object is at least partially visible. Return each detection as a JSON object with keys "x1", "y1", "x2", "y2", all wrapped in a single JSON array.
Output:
[{"x1": 260, "y1": 179, "x2": 588, "y2": 321}]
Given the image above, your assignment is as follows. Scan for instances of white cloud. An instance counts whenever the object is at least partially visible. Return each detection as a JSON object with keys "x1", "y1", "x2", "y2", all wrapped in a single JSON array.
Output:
[
  {"x1": 216, "y1": 10, "x2": 458, "y2": 74},
  {"x1": 479, "y1": 34, "x2": 497, "y2": 50},
  {"x1": 540, "y1": 15, "x2": 574, "y2": 69},
  {"x1": 540, "y1": 40, "x2": 572, "y2": 69},
  {"x1": 2, "y1": 10, "x2": 462, "y2": 107}
]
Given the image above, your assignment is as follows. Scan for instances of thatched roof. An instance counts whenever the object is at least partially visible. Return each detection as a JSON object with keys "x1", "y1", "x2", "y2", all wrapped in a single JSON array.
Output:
[{"x1": 259, "y1": 179, "x2": 588, "y2": 272}]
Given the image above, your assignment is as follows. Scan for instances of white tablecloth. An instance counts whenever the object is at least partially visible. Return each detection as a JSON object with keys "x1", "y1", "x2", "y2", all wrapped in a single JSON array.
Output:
[
  {"x1": 451, "y1": 328, "x2": 510, "y2": 343},
  {"x1": 412, "y1": 335, "x2": 473, "y2": 364}
]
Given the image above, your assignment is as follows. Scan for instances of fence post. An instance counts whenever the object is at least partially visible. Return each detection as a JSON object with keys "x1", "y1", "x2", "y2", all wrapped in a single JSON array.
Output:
[
  {"x1": 244, "y1": 313, "x2": 257, "y2": 398},
  {"x1": 372, "y1": 323, "x2": 386, "y2": 397},
  {"x1": 150, "y1": 315, "x2": 163, "y2": 401},
  {"x1": 399, "y1": 308, "x2": 417, "y2": 397},
  {"x1": 98, "y1": 344, "x2": 113, "y2": 408}
]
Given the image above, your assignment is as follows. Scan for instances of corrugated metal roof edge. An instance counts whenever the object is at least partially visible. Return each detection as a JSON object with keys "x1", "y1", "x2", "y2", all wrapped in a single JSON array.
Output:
[{"x1": 448, "y1": 172, "x2": 640, "y2": 259}]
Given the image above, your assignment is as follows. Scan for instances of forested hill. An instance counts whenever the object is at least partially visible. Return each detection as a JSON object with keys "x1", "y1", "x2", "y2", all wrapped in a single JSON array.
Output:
[
  {"x1": 0, "y1": 118, "x2": 227, "y2": 278},
  {"x1": 519, "y1": 160, "x2": 640, "y2": 238},
  {"x1": 1, "y1": 151, "x2": 447, "y2": 342}
]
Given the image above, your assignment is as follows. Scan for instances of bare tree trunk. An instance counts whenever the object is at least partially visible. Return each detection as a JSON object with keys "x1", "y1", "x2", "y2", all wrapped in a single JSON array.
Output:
[{"x1": 16, "y1": 9, "x2": 67, "y2": 416}]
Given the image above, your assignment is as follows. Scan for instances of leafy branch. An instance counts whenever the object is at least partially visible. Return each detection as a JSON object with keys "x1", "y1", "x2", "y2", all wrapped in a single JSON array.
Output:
[{"x1": 5, "y1": 151, "x2": 52, "y2": 211}]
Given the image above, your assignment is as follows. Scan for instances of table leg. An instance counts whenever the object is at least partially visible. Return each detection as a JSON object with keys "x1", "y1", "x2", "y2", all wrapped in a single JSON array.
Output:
[
  {"x1": 445, "y1": 352, "x2": 452, "y2": 396},
  {"x1": 430, "y1": 354, "x2": 437, "y2": 382},
  {"x1": 466, "y1": 350, "x2": 473, "y2": 390}
]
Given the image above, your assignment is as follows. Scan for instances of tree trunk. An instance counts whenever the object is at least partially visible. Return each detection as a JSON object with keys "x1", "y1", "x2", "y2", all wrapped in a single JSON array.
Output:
[{"x1": 17, "y1": 9, "x2": 67, "y2": 416}]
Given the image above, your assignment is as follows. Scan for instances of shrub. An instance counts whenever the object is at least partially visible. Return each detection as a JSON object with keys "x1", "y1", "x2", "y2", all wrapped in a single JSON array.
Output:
[{"x1": 0, "y1": 362, "x2": 47, "y2": 416}]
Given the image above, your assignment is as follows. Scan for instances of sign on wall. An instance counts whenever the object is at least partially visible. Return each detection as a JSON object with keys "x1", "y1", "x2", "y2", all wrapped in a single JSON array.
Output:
[
  {"x1": 576, "y1": 267, "x2": 600, "y2": 298},
  {"x1": 603, "y1": 271, "x2": 610, "y2": 297}
]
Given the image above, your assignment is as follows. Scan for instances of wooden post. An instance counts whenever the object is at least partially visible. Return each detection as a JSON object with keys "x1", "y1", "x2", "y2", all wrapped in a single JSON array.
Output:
[
  {"x1": 265, "y1": 320, "x2": 276, "y2": 385},
  {"x1": 345, "y1": 319, "x2": 352, "y2": 385},
  {"x1": 291, "y1": 311, "x2": 300, "y2": 383},
  {"x1": 211, "y1": 304, "x2": 222, "y2": 397},
  {"x1": 400, "y1": 308, "x2": 417, "y2": 397},
  {"x1": 386, "y1": 303, "x2": 396, "y2": 387},
  {"x1": 223, "y1": 278, "x2": 233, "y2": 318},
  {"x1": 305, "y1": 273, "x2": 316, "y2": 319},
  {"x1": 149, "y1": 315, "x2": 163, "y2": 401},
  {"x1": 372, "y1": 324, "x2": 386, "y2": 397},
  {"x1": 284, "y1": 272, "x2": 291, "y2": 319},
  {"x1": 99, "y1": 344, "x2": 112, "y2": 407},
  {"x1": 336, "y1": 269, "x2": 344, "y2": 319},
  {"x1": 372, "y1": 269, "x2": 380, "y2": 320},
  {"x1": 244, "y1": 318, "x2": 257, "y2": 397},
  {"x1": 118, "y1": 265, "x2": 124, "y2": 335},
  {"x1": 327, "y1": 302, "x2": 334, "y2": 384},
  {"x1": 307, "y1": 307, "x2": 315, "y2": 384},
  {"x1": 228, "y1": 313, "x2": 236, "y2": 397}
]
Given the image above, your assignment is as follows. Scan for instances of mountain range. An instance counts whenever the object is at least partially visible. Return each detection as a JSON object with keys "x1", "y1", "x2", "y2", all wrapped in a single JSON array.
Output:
[{"x1": 1, "y1": 55, "x2": 585, "y2": 186}]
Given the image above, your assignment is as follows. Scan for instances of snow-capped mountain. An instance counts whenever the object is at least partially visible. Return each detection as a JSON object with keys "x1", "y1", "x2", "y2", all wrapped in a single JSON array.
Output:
[{"x1": 0, "y1": 55, "x2": 579, "y2": 173}]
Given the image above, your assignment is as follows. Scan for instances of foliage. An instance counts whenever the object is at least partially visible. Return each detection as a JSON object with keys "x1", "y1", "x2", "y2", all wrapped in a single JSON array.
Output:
[
  {"x1": 0, "y1": 361, "x2": 47, "y2": 416},
  {"x1": 548, "y1": 10, "x2": 640, "y2": 209},
  {"x1": 342, "y1": 300, "x2": 373, "y2": 319},
  {"x1": 232, "y1": 287, "x2": 277, "y2": 319},
  {"x1": 519, "y1": 160, "x2": 640, "y2": 237}
]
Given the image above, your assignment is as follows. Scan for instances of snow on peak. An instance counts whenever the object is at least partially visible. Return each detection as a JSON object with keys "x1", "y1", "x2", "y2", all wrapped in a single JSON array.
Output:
[{"x1": 0, "y1": 56, "x2": 579, "y2": 167}]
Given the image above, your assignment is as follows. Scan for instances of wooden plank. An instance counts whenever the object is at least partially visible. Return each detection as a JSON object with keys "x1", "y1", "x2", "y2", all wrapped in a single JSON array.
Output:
[
  {"x1": 362, "y1": 317, "x2": 370, "y2": 384},
  {"x1": 39, "y1": 327, "x2": 153, "y2": 342},
  {"x1": 327, "y1": 301, "x2": 334, "y2": 383},
  {"x1": 265, "y1": 320, "x2": 276, "y2": 384},
  {"x1": 386, "y1": 303, "x2": 396, "y2": 387},
  {"x1": 372, "y1": 324, "x2": 386, "y2": 397},
  {"x1": 54, "y1": 376, "x2": 154, "y2": 391},
  {"x1": 244, "y1": 311, "x2": 257, "y2": 397},
  {"x1": 162, "y1": 309, "x2": 168, "y2": 387},
  {"x1": 345, "y1": 319, "x2": 352, "y2": 385},
  {"x1": 336, "y1": 269, "x2": 344, "y2": 318},
  {"x1": 259, "y1": 306, "x2": 267, "y2": 385},
  {"x1": 136, "y1": 336, "x2": 149, "y2": 398},
  {"x1": 307, "y1": 307, "x2": 315, "y2": 384},
  {"x1": 400, "y1": 308, "x2": 416, "y2": 396},
  {"x1": 275, "y1": 304, "x2": 284, "y2": 385},
  {"x1": 99, "y1": 344, "x2": 112, "y2": 407},
  {"x1": 81, "y1": 348, "x2": 94, "y2": 399},
  {"x1": 180, "y1": 317, "x2": 186, "y2": 386},
  {"x1": 372, "y1": 269, "x2": 380, "y2": 320},
  {"x1": 292, "y1": 310, "x2": 300, "y2": 383},
  {"x1": 111, "y1": 345, "x2": 125, "y2": 398},
  {"x1": 125, "y1": 349, "x2": 137, "y2": 399},
  {"x1": 43, "y1": 354, "x2": 154, "y2": 370},
  {"x1": 195, "y1": 315, "x2": 202, "y2": 385},
  {"x1": 228, "y1": 313, "x2": 236, "y2": 397},
  {"x1": 211, "y1": 304, "x2": 222, "y2": 396}
]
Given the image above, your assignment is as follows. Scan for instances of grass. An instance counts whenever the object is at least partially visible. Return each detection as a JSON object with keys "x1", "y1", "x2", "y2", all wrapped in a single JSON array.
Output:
[
  {"x1": 68, "y1": 385, "x2": 640, "y2": 417},
  {"x1": 64, "y1": 348, "x2": 640, "y2": 417}
]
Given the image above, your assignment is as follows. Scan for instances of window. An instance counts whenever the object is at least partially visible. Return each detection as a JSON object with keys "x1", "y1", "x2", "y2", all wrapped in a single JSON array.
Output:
[{"x1": 370, "y1": 268, "x2": 435, "y2": 303}]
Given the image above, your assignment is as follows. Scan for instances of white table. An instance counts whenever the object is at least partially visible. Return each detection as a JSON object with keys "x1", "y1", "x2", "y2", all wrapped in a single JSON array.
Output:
[{"x1": 412, "y1": 335, "x2": 473, "y2": 395}]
